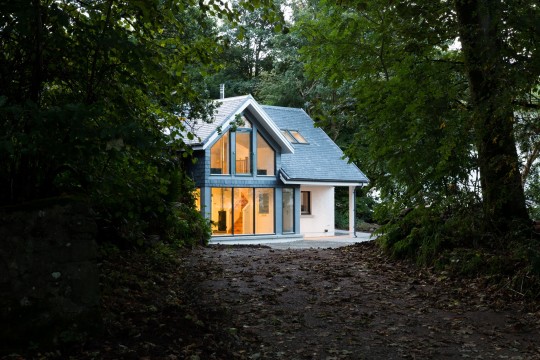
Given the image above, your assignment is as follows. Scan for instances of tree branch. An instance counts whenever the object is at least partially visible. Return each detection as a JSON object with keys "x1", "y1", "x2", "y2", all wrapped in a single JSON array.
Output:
[{"x1": 513, "y1": 100, "x2": 540, "y2": 110}]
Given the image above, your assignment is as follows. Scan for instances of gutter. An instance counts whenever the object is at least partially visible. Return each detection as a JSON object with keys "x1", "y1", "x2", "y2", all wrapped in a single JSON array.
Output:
[{"x1": 279, "y1": 172, "x2": 366, "y2": 187}]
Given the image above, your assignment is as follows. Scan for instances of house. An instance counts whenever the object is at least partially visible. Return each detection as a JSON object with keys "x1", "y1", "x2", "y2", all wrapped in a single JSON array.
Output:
[{"x1": 185, "y1": 95, "x2": 368, "y2": 242}]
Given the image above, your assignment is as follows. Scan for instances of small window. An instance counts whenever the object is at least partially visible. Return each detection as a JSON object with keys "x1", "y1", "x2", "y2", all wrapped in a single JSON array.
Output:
[
  {"x1": 281, "y1": 130, "x2": 296, "y2": 143},
  {"x1": 301, "y1": 191, "x2": 311, "y2": 215},
  {"x1": 289, "y1": 130, "x2": 308, "y2": 143},
  {"x1": 281, "y1": 129, "x2": 308, "y2": 144},
  {"x1": 236, "y1": 131, "x2": 251, "y2": 174}
]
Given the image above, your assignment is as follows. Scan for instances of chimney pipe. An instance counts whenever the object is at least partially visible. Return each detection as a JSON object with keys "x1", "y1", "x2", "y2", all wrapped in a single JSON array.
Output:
[{"x1": 219, "y1": 84, "x2": 225, "y2": 99}]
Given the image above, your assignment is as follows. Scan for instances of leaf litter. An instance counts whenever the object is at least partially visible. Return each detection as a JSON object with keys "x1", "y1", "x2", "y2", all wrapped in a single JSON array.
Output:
[
  {"x1": 193, "y1": 242, "x2": 540, "y2": 359},
  {"x1": 7, "y1": 241, "x2": 540, "y2": 359}
]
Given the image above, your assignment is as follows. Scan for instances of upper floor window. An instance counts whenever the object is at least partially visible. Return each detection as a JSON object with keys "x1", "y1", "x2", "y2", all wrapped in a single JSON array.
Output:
[
  {"x1": 210, "y1": 114, "x2": 276, "y2": 177},
  {"x1": 281, "y1": 129, "x2": 308, "y2": 144},
  {"x1": 289, "y1": 130, "x2": 308, "y2": 143},
  {"x1": 301, "y1": 191, "x2": 311, "y2": 215},
  {"x1": 257, "y1": 133, "x2": 275, "y2": 176},
  {"x1": 236, "y1": 131, "x2": 251, "y2": 174},
  {"x1": 239, "y1": 116, "x2": 252, "y2": 128},
  {"x1": 210, "y1": 131, "x2": 229, "y2": 174}
]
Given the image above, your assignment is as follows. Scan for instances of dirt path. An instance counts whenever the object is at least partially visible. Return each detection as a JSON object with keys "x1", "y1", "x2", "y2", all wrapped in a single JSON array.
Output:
[{"x1": 192, "y1": 242, "x2": 540, "y2": 359}]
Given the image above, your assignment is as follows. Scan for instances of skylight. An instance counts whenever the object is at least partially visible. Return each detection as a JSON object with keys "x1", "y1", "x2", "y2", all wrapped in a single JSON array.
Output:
[
  {"x1": 281, "y1": 129, "x2": 308, "y2": 144},
  {"x1": 281, "y1": 130, "x2": 296, "y2": 143},
  {"x1": 289, "y1": 130, "x2": 308, "y2": 143}
]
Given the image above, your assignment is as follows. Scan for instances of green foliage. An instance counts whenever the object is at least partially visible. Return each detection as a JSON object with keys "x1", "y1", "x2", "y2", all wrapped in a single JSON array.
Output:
[
  {"x1": 335, "y1": 187, "x2": 376, "y2": 230},
  {"x1": 373, "y1": 190, "x2": 484, "y2": 265},
  {"x1": 0, "y1": 0, "x2": 224, "y2": 246},
  {"x1": 297, "y1": 0, "x2": 540, "y2": 264},
  {"x1": 205, "y1": 0, "x2": 285, "y2": 99}
]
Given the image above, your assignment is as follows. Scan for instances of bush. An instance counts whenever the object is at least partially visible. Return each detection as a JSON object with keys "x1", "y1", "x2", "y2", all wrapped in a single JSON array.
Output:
[
  {"x1": 334, "y1": 187, "x2": 377, "y2": 230},
  {"x1": 92, "y1": 155, "x2": 210, "y2": 248}
]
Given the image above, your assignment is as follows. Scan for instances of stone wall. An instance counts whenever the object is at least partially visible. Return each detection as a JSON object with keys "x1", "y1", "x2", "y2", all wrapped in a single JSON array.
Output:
[{"x1": 0, "y1": 200, "x2": 100, "y2": 353}]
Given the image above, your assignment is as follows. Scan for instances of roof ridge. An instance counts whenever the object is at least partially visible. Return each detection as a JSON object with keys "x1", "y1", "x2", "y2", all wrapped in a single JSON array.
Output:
[
  {"x1": 261, "y1": 104, "x2": 305, "y2": 112},
  {"x1": 213, "y1": 94, "x2": 253, "y2": 102}
]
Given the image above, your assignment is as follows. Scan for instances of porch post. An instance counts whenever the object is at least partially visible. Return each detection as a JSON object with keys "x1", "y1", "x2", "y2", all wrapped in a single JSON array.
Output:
[{"x1": 349, "y1": 186, "x2": 356, "y2": 237}]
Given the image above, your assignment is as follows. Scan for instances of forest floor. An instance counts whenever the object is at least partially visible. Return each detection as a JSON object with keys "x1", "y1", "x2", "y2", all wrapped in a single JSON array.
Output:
[{"x1": 11, "y1": 241, "x2": 540, "y2": 359}]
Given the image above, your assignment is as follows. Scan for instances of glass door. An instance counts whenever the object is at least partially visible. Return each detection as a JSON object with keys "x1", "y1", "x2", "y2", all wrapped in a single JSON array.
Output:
[
  {"x1": 255, "y1": 188, "x2": 274, "y2": 234},
  {"x1": 233, "y1": 188, "x2": 254, "y2": 235},
  {"x1": 282, "y1": 188, "x2": 294, "y2": 233}
]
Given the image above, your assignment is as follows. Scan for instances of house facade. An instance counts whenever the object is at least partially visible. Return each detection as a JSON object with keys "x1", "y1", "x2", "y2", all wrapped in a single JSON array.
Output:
[{"x1": 185, "y1": 95, "x2": 368, "y2": 241}]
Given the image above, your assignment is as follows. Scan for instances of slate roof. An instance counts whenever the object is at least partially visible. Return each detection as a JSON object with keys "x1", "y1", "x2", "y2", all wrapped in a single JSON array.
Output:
[
  {"x1": 261, "y1": 105, "x2": 369, "y2": 185},
  {"x1": 185, "y1": 95, "x2": 294, "y2": 154},
  {"x1": 184, "y1": 95, "x2": 250, "y2": 146},
  {"x1": 186, "y1": 95, "x2": 368, "y2": 185}
]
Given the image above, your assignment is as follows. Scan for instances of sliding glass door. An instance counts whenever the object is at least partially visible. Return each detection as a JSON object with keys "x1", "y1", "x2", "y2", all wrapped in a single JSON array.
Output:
[
  {"x1": 282, "y1": 188, "x2": 294, "y2": 233},
  {"x1": 211, "y1": 187, "x2": 274, "y2": 235},
  {"x1": 233, "y1": 188, "x2": 254, "y2": 235},
  {"x1": 255, "y1": 188, "x2": 274, "y2": 234}
]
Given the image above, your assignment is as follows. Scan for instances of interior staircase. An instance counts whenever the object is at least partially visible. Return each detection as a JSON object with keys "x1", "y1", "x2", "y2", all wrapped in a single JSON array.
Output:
[
  {"x1": 229, "y1": 193, "x2": 250, "y2": 234},
  {"x1": 233, "y1": 213, "x2": 243, "y2": 234}
]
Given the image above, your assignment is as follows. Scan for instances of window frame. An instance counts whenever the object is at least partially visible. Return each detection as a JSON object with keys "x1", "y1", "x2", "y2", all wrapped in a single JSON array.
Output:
[
  {"x1": 235, "y1": 129, "x2": 252, "y2": 175},
  {"x1": 210, "y1": 131, "x2": 230, "y2": 175},
  {"x1": 301, "y1": 191, "x2": 311, "y2": 215},
  {"x1": 289, "y1": 130, "x2": 308, "y2": 143},
  {"x1": 210, "y1": 187, "x2": 275, "y2": 236},
  {"x1": 282, "y1": 188, "x2": 295, "y2": 233},
  {"x1": 256, "y1": 132, "x2": 275, "y2": 176}
]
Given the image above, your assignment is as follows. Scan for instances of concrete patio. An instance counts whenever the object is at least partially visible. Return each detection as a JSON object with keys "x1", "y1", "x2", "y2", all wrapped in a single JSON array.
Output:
[{"x1": 209, "y1": 230, "x2": 375, "y2": 249}]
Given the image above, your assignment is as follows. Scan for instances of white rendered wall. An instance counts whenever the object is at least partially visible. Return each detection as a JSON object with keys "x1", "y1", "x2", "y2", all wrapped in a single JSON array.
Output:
[{"x1": 300, "y1": 186, "x2": 335, "y2": 237}]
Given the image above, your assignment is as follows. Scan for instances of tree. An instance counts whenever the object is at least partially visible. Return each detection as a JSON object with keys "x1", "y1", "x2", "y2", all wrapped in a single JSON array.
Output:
[
  {"x1": 205, "y1": 0, "x2": 284, "y2": 98},
  {"x1": 297, "y1": 0, "x2": 540, "y2": 258},
  {"x1": 454, "y1": 0, "x2": 532, "y2": 230},
  {"x1": 0, "y1": 0, "x2": 225, "y2": 245}
]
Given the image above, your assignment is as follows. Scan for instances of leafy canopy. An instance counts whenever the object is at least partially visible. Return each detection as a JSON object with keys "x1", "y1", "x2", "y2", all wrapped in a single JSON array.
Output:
[
  {"x1": 0, "y1": 0, "x2": 283, "y2": 246},
  {"x1": 297, "y1": 0, "x2": 540, "y2": 260}
]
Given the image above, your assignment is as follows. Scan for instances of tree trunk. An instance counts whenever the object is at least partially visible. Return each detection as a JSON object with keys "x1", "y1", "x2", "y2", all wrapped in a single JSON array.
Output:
[{"x1": 454, "y1": 0, "x2": 529, "y2": 232}]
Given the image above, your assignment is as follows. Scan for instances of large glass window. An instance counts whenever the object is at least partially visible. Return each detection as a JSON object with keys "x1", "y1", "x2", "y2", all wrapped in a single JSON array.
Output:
[
  {"x1": 282, "y1": 188, "x2": 294, "y2": 233},
  {"x1": 255, "y1": 188, "x2": 274, "y2": 234},
  {"x1": 211, "y1": 187, "x2": 275, "y2": 236},
  {"x1": 210, "y1": 132, "x2": 229, "y2": 174},
  {"x1": 233, "y1": 188, "x2": 254, "y2": 235},
  {"x1": 211, "y1": 188, "x2": 232, "y2": 234},
  {"x1": 235, "y1": 132, "x2": 251, "y2": 174},
  {"x1": 257, "y1": 133, "x2": 275, "y2": 176}
]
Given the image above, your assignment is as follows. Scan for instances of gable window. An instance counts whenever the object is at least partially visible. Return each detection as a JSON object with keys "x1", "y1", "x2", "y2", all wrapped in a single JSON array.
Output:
[
  {"x1": 210, "y1": 113, "x2": 277, "y2": 177},
  {"x1": 235, "y1": 131, "x2": 251, "y2": 174},
  {"x1": 210, "y1": 131, "x2": 229, "y2": 174},
  {"x1": 257, "y1": 133, "x2": 275, "y2": 176},
  {"x1": 301, "y1": 191, "x2": 311, "y2": 215},
  {"x1": 281, "y1": 129, "x2": 308, "y2": 144}
]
